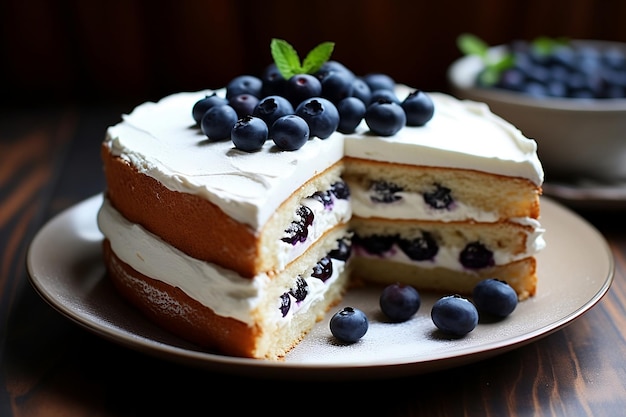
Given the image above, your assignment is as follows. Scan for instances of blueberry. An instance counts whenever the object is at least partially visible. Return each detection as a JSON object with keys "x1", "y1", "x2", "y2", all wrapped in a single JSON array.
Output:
[
  {"x1": 279, "y1": 292, "x2": 291, "y2": 317},
  {"x1": 271, "y1": 115, "x2": 310, "y2": 151},
  {"x1": 282, "y1": 205, "x2": 313, "y2": 244},
  {"x1": 365, "y1": 99, "x2": 406, "y2": 136},
  {"x1": 397, "y1": 232, "x2": 438, "y2": 261},
  {"x1": 228, "y1": 93, "x2": 260, "y2": 118},
  {"x1": 295, "y1": 97, "x2": 340, "y2": 139},
  {"x1": 423, "y1": 184, "x2": 453, "y2": 209},
  {"x1": 282, "y1": 220, "x2": 307, "y2": 244},
  {"x1": 460, "y1": 242, "x2": 494, "y2": 269},
  {"x1": 200, "y1": 104, "x2": 238, "y2": 141},
  {"x1": 226, "y1": 75, "x2": 263, "y2": 99},
  {"x1": 315, "y1": 60, "x2": 355, "y2": 81},
  {"x1": 329, "y1": 306, "x2": 368, "y2": 343},
  {"x1": 253, "y1": 95, "x2": 295, "y2": 127},
  {"x1": 379, "y1": 283, "x2": 421, "y2": 322},
  {"x1": 352, "y1": 233, "x2": 396, "y2": 255},
  {"x1": 328, "y1": 237, "x2": 352, "y2": 261},
  {"x1": 330, "y1": 181, "x2": 350, "y2": 200},
  {"x1": 311, "y1": 256, "x2": 333, "y2": 282},
  {"x1": 289, "y1": 276, "x2": 309, "y2": 302},
  {"x1": 336, "y1": 96, "x2": 366, "y2": 134},
  {"x1": 402, "y1": 90, "x2": 435, "y2": 126},
  {"x1": 362, "y1": 73, "x2": 396, "y2": 92},
  {"x1": 286, "y1": 73, "x2": 322, "y2": 107},
  {"x1": 369, "y1": 89, "x2": 401, "y2": 104},
  {"x1": 296, "y1": 205, "x2": 314, "y2": 226},
  {"x1": 351, "y1": 77, "x2": 372, "y2": 105},
  {"x1": 483, "y1": 39, "x2": 626, "y2": 99},
  {"x1": 231, "y1": 116, "x2": 268, "y2": 152},
  {"x1": 311, "y1": 190, "x2": 333, "y2": 208},
  {"x1": 370, "y1": 180, "x2": 403, "y2": 203},
  {"x1": 320, "y1": 70, "x2": 355, "y2": 103},
  {"x1": 261, "y1": 62, "x2": 287, "y2": 97},
  {"x1": 431, "y1": 295, "x2": 478, "y2": 337},
  {"x1": 472, "y1": 278, "x2": 518, "y2": 317},
  {"x1": 192, "y1": 93, "x2": 228, "y2": 125}
]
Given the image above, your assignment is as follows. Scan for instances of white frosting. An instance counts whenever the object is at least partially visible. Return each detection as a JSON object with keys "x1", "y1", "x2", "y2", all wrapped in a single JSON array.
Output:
[
  {"x1": 105, "y1": 86, "x2": 543, "y2": 233},
  {"x1": 98, "y1": 198, "x2": 345, "y2": 326}
]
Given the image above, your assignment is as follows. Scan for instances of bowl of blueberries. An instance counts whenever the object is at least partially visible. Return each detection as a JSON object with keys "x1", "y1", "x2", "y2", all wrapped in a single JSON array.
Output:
[{"x1": 448, "y1": 34, "x2": 626, "y2": 184}]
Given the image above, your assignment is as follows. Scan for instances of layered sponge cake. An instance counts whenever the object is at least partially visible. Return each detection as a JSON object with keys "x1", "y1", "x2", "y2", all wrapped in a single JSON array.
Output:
[
  {"x1": 98, "y1": 81, "x2": 544, "y2": 359},
  {"x1": 344, "y1": 88, "x2": 543, "y2": 300}
]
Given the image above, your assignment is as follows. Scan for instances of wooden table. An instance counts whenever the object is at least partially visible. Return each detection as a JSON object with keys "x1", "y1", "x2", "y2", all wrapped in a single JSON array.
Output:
[{"x1": 2, "y1": 105, "x2": 625, "y2": 416}]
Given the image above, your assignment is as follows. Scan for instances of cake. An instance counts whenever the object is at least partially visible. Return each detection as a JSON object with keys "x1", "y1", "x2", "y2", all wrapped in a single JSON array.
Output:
[{"x1": 97, "y1": 44, "x2": 544, "y2": 360}]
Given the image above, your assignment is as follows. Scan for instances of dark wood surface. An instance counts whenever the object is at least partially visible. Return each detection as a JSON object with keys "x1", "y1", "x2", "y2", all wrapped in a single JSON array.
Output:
[{"x1": 1, "y1": 104, "x2": 625, "y2": 416}]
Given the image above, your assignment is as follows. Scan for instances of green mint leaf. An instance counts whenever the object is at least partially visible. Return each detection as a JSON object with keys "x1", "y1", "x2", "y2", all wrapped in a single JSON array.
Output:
[
  {"x1": 271, "y1": 38, "x2": 302, "y2": 79},
  {"x1": 532, "y1": 36, "x2": 569, "y2": 55},
  {"x1": 301, "y1": 41, "x2": 335, "y2": 74},
  {"x1": 457, "y1": 33, "x2": 488, "y2": 58},
  {"x1": 478, "y1": 67, "x2": 501, "y2": 86},
  {"x1": 270, "y1": 39, "x2": 335, "y2": 79}
]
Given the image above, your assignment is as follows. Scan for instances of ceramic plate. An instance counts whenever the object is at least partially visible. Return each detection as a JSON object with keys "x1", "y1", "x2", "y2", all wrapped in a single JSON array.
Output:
[
  {"x1": 543, "y1": 180, "x2": 626, "y2": 210},
  {"x1": 26, "y1": 194, "x2": 614, "y2": 380}
]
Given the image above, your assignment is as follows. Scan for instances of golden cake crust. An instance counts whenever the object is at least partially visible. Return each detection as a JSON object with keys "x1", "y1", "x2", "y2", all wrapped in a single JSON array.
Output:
[
  {"x1": 102, "y1": 239, "x2": 260, "y2": 358},
  {"x1": 102, "y1": 144, "x2": 261, "y2": 278}
]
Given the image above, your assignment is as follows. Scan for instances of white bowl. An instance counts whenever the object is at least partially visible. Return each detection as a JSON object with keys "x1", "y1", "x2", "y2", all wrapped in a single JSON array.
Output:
[{"x1": 447, "y1": 40, "x2": 626, "y2": 183}]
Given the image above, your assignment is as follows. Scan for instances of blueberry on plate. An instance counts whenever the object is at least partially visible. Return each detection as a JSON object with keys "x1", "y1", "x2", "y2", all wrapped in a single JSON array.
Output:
[
  {"x1": 330, "y1": 306, "x2": 368, "y2": 343},
  {"x1": 431, "y1": 294, "x2": 478, "y2": 337},
  {"x1": 472, "y1": 278, "x2": 518, "y2": 317},
  {"x1": 379, "y1": 283, "x2": 421, "y2": 322}
]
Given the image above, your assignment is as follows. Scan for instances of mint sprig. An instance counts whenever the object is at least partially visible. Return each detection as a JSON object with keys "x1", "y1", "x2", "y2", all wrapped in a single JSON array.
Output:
[
  {"x1": 457, "y1": 33, "x2": 514, "y2": 86},
  {"x1": 270, "y1": 38, "x2": 335, "y2": 79}
]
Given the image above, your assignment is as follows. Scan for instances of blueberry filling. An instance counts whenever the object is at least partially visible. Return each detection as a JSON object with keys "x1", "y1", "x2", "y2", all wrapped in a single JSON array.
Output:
[
  {"x1": 281, "y1": 181, "x2": 349, "y2": 245},
  {"x1": 281, "y1": 219, "x2": 308, "y2": 244},
  {"x1": 330, "y1": 181, "x2": 350, "y2": 200},
  {"x1": 311, "y1": 190, "x2": 334, "y2": 209},
  {"x1": 370, "y1": 180, "x2": 403, "y2": 203},
  {"x1": 289, "y1": 276, "x2": 309, "y2": 302},
  {"x1": 460, "y1": 241, "x2": 494, "y2": 269},
  {"x1": 423, "y1": 183, "x2": 454, "y2": 209},
  {"x1": 353, "y1": 234, "x2": 495, "y2": 270},
  {"x1": 279, "y1": 293, "x2": 291, "y2": 317},
  {"x1": 328, "y1": 236, "x2": 352, "y2": 261},
  {"x1": 278, "y1": 243, "x2": 350, "y2": 317},
  {"x1": 397, "y1": 232, "x2": 439, "y2": 261},
  {"x1": 352, "y1": 233, "x2": 397, "y2": 255},
  {"x1": 311, "y1": 256, "x2": 333, "y2": 281}
]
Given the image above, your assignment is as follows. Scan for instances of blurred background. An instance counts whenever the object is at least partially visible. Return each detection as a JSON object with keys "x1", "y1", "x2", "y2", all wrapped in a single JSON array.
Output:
[{"x1": 3, "y1": 0, "x2": 626, "y2": 109}]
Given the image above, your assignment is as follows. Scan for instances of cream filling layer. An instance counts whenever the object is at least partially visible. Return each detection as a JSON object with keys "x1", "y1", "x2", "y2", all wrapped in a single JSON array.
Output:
[
  {"x1": 354, "y1": 217, "x2": 545, "y2": 271},
  {"x1": 276, "y1": 195, "x2": 351, "y2": 269},
  {"x1": 349, "y1": 185, "x2": 500, "y2": 222},
  {"x1": 98, "y1": 198, "x2": 344, "y2": 326}
]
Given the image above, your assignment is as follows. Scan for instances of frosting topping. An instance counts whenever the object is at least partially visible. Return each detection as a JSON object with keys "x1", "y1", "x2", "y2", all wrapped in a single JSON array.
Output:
[{"x1": 105, "y1": 86, "x2": 543, "y2": 232}]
